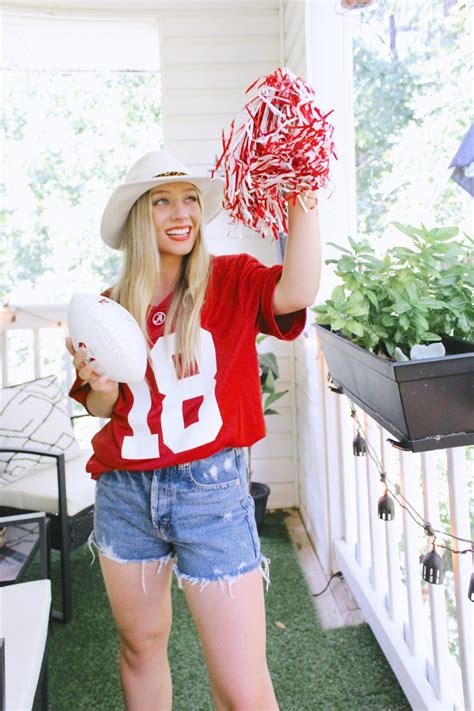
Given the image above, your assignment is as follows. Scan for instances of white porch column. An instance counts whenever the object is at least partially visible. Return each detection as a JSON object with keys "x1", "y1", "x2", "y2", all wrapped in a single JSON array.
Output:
[
  {"x1": 302, "y1": 0, "x2": 359, "y2": 566},
  {"x1": 305, "y1": 0, "x2": 358, "y2": 302}
]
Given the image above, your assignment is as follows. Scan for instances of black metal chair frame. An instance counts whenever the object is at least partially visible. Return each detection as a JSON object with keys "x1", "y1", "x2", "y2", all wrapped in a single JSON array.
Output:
[
  {"x1": 0, "y1": 511, "x2": 50, "y2": 710},
  {"x1": 0, "y1": 414, "x2": 94, "y2": 624}
]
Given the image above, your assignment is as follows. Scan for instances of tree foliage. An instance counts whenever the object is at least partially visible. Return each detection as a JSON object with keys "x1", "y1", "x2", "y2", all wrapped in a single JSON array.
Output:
[
  {"x1": 353, "y1": 0, "x2": 472, "y2": 238},
  {"x1": 1, "y1": 70, "x2": 162, "y2": 302}
]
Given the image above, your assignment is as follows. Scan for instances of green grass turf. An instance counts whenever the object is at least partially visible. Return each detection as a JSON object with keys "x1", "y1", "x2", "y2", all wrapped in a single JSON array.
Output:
[{"x1": 33, "y1": 511, "x2": 409, "y2": 710}]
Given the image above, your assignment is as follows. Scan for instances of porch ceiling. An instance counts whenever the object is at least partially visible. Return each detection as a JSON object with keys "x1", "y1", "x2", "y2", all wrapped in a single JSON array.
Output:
[{"x1": 2, "y1": 0, "x2": 280, "y2": 12}]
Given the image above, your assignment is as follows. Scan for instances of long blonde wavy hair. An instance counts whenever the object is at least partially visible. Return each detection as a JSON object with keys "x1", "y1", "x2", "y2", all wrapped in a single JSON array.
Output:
[{"x1": 110, "y1": 187, "x2": 212, "y2": 377}]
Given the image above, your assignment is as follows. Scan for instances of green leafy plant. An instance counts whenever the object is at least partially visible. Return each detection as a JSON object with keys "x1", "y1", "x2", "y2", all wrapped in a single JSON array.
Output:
[
  {"x1": 313, "y1": 223, "x2": 474, "y2": 358},
  {"x1": 258, "y1": 339, "x2": 289, "y2": 415}
]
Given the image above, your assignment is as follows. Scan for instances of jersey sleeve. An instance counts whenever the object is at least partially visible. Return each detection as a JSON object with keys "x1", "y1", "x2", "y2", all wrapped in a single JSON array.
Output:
[
  {"x1": 235, "y1": 253, "x2": 307, "y2": 340},
  {"x1": 68, "y1": 374, "x2": 92, "y2": 413}
]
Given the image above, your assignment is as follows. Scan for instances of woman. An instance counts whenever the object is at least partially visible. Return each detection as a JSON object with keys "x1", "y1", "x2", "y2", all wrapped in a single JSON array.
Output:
[{"x1": 66, "y1": 149, "x2": 321, "y2": 710}]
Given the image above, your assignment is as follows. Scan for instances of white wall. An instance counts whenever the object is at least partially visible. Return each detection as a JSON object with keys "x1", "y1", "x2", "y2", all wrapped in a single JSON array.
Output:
[
  {"x1": 161, "y1": 4, "x2": 279, "y2": 173},
  {"x1": 283, "y1": 0, "x2": 308, "y2": 79}
]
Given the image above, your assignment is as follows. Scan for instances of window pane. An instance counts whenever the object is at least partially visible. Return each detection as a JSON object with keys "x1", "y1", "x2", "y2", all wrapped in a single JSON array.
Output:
[{"x1": 1, "y1": 14, "x2": 162, "y2": 303}]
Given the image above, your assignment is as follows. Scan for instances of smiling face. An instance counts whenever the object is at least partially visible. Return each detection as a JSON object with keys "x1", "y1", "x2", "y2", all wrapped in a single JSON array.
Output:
[{"x1": 150, "y1": 181, "x2": 202, "y2": 264}]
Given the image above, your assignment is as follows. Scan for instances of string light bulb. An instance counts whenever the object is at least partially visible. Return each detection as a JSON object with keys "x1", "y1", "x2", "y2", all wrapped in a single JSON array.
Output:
[
  {"x1": 378, "y1": 490, "x2": 395, "y2": 521},
  {"x1": 468, "y1": 572, "x2": 474, "y2": 602},
  {"x1": 422, "y1": 544, "x2": 444, "y2": 585},
  {"x1": 352, "y1": 430, "x2": 367, "y2": 456}
]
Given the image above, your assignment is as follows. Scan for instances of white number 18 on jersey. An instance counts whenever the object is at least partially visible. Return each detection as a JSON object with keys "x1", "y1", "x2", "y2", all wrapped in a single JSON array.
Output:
[{"x1": 121, "y1": 328, "x2": 223, "y2": 459}]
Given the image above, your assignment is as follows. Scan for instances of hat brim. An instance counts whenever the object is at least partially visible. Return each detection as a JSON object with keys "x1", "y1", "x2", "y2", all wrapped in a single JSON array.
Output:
[{"x1": 101, "y1": 175, "x2": 225, "y2": 250}]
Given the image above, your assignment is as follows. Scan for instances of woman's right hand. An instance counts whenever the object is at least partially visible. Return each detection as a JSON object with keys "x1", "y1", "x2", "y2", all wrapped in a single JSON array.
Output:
[{"x1": 65, "y1": 337, "x2": 120, "y2": 395}]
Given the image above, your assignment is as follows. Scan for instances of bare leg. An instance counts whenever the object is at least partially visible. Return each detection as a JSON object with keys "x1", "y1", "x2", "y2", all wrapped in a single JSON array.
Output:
[
  {"x1": 99, "y1": 555, "x2": 174, "y2": 711},
  {"x1": 182, "y1": 567, "x2": 279, "y2": 711}
]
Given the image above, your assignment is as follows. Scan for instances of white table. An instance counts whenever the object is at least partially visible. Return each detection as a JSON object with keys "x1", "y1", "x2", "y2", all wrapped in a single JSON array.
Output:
[{"x1": 0, "y1": 579, "x2": 51, "y2": 710}]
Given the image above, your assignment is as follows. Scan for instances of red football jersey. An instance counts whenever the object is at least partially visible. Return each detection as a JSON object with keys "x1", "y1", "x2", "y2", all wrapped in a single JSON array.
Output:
[{"x1": 69, "y1": 253, "x2": 306, "y2": 478}]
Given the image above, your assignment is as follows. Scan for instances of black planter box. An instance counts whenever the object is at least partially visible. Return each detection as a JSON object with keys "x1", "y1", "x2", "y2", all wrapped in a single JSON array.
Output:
[{"x1": 316, "y1": 325, "x2": 474, "y2": 452}]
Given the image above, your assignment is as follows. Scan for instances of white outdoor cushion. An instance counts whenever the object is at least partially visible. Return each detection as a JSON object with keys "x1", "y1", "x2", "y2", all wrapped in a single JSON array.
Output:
[
  {"x1": 0, "y1": 579, "x2": 51, "y2": 711},
  {"x1": 0, "y1": 375, "x2": 83, "y2": 487},
  {"x1": 0, "y1": 449, "x2": 95, "y2": 516}
]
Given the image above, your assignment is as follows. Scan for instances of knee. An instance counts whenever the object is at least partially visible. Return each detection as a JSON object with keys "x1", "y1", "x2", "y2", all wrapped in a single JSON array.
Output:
[
  {"x1": 216, "y1": 680, "x2": 278, "y2": 711},
  {"x1": 119, "y1": 618, "x2": 172, "y2": 666}
]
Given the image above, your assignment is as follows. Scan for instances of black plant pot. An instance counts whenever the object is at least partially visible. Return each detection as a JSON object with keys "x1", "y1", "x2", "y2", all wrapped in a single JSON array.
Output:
[
  {"x1": 316, "y1": 324, "x2": 474, "y2": 452},
  {"x1": 250, "y1": 482, "x2": 271, "y2": 534}
]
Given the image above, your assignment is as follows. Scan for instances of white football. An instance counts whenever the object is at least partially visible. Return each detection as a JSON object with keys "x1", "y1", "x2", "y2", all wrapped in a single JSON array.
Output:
[{"x1": 68, "y1": 293, "x2": 148, "y2": 383}]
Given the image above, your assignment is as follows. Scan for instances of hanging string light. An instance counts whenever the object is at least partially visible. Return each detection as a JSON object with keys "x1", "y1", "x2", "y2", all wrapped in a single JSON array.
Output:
[
  {"x1": 1, "y1": 304, "x2": 65, "y2": 328},
  {"x1": 352, "y1": 430, "x2": 367, "y2": 457},
  {"x1": 350, "y1": 407, "x2": 367, "y2": 456},
  {"x1": 422, "y1": 542, "x2": 445, "y2": 585},
  {"x1": 378, "y1": 491, "x2": 395, "y2": 520},
  {"x1": 347, "y1": 401, "x2": 473, "y2": 595},
  {"x1": 377, "y1": 471, "x2": 395, "y2": 520}
]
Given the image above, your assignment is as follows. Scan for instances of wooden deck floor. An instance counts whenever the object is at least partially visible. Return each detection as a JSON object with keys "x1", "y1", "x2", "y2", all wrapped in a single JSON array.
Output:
[{"x1": 282, "y1": 508, "x2": 365, "y2": 629}]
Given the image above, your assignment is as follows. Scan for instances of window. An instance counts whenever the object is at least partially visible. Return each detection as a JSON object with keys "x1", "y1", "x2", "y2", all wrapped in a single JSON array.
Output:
[{"x1": 1, "y1": 12, "x2": 162, "y2": 303}]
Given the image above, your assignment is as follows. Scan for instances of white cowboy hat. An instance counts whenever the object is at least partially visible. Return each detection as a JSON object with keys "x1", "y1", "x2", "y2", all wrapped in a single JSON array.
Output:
[{"x1": 100, "y1": 149, "x2": 225, "y2": 249}]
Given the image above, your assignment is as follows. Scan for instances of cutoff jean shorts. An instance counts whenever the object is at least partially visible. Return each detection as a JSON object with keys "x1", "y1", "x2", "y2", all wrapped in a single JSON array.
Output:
[{"x1": 90, "y1": 447, "x2": 270, "y2": 597}]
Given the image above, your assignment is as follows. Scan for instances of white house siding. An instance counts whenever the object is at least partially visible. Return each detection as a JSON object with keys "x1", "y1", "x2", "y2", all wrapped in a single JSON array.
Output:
[
  {"x1": 283, "y1": 0, "x2": 308, "y2": 79},
  {"x1": 161, "y1": 4, "x2": 280, "y2": 173},
  {"x1": 160, "y1": 1, "x2": 304, "y2": 508}
]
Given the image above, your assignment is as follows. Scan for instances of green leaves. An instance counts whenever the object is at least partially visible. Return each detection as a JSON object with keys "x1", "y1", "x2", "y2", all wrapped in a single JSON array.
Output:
[
  {"x1": 336, "y1": 256, "x2": 357, "y2": 273},
  {"x1": 391, "y1": 222, "x2": 424, "y2": 240},
  {"x1": 345, "y1": 320, "x2": 365, "y2": 337},
  {"x1": 258, "y1": 347, "x2": 288, "y2": 417},
  {"x1": 312, "y1": 222, "x2": 474, "y2": 356},
  {"x1": 1, "y1": 69, "x2": 161, "y2": 302}
]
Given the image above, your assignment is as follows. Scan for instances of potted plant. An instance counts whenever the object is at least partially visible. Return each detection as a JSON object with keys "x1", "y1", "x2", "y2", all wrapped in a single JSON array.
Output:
[
  {"x1": 313, "y1": 222, "x2": 474, "y2": 452},
  {"x1": 248, "y1": 337, "x2": 288, "y2": 533}
]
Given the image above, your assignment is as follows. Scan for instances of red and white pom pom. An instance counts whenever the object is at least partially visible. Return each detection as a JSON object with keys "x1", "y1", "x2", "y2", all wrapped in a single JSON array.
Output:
[{"x1": 213, "y1": 67, "x2": 337, "y2": 240}]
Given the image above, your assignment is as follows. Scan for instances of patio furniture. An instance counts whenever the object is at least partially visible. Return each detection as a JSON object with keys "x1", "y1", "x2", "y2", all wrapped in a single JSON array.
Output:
[
  {"x1": 0, "y1": 512, "x2": 50, "y2": 711},
  {"x1": 0, "y1": 439, "x2": 95, "y2": 623},
  {"x1": 0, "y1": 511, "x2": 49, "y2": 586},
  {"x1": 0, "y1": 375, "x2": 95, "y2": 623},
  {"x1": 0, "y1": 581, "x2": 51, "y2": 710}
]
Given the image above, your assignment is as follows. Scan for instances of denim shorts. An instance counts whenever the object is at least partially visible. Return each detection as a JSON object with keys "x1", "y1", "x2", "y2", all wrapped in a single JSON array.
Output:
[{"x1": 90, "y1": 447, "x2": 270, "y2": 596}]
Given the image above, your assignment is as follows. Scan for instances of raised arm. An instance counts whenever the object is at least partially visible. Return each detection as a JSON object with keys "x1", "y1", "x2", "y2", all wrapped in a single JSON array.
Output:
[{"x1": 272, "y1": 191, "x2": 321, "y2": 316}]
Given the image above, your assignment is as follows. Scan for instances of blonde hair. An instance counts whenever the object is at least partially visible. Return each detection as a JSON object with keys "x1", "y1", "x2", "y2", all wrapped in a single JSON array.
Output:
[{"x1": 110, "y1": 188, "x2": 211, "y2": 377}]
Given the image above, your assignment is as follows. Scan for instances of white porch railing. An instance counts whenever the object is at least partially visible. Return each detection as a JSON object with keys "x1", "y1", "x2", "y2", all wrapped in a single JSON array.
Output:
[
  {"x1": 1, "y1": 304, "x2": 72, "y2": 395},
  {"x1": 310, "y1": 336, "x2": 473, "y2": 711},
  {"x1": 2, "y1": 306, "x2": 473, "y2": 710}
]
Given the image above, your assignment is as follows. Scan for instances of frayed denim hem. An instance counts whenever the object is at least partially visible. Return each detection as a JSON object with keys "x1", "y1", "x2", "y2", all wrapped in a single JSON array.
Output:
[
  {"x1": 173, "y1": 554, "x2": 271, "y2": 599},
  {"x1": 87, "y1": 532, "x2": 175, "y2": 594}
]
